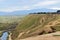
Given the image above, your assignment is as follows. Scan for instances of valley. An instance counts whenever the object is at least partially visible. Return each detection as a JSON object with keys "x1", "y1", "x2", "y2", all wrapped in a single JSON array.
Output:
[{"x1": 0, "y1": 13, "x2": 60, "y2": 40}]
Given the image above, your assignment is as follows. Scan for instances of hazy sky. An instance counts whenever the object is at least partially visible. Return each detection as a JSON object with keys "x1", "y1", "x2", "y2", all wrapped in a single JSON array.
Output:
[{"x1": 0, "y1": 0, "x2": 60, "y2": 12}]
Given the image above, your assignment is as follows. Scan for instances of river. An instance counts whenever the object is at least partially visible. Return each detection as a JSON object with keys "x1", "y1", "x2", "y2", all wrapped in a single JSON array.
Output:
[{"x1": 1, "y1": 32, "x2": 8, "y2": 40}]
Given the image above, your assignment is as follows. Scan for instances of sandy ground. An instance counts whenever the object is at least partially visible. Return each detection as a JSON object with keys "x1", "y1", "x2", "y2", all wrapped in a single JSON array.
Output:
[
  {"x1": 20, "y1": 31, "x2": 60, "y2": 40},
  {"x1": 9, "y1": 33, "x2": 12, "y2": 40}
]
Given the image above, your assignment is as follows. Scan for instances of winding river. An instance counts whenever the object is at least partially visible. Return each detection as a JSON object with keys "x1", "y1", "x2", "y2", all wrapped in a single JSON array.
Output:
[{"x1": 1, "y1": 32, "x2": 8, "y2": 40}]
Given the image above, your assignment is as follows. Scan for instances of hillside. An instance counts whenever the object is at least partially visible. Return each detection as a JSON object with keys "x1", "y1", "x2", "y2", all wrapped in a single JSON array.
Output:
[
  {"x1": 0, "y1": 16, "x2": 23, "y2": 37},
  {"x1": 11, "y1": 14, "x2": 60, "y2": 40}
]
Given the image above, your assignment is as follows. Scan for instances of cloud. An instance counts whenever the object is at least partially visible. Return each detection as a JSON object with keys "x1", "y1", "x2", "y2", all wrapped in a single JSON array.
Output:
[
  {"x1": 50, "y1": 7, "x2": 60, "y2": 10},
  {"x1": 0, "y1": 0, "x2": 59, "y2": 12},
  {"x1": 0, "y1": 6, "x2": 31, "y2": 12},
  {"x1": 33, "y1": 1, "x2": 58, "y2": 7},
  {"x1": 21, "y1": 6, "x2": 30, "y2": 10}
]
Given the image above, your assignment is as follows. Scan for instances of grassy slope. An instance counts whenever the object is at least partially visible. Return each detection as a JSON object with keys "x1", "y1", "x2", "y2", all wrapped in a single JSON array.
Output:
[{"x1": 11, "y1": 14, "x2": 60, "y2": 40}]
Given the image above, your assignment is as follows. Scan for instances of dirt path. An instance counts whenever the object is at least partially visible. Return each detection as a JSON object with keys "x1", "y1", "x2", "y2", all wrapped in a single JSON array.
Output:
[
  {"x1": 17, "y1": 19, "x2": 60, "y2": 40},
  {"x1": 20, "y1": 31, "x2": 60, "y2": 40},
  {"x1": 9, "y1": 33, "x2": 12, "y2": 40},
  {"x1": 45, "y1": 19, "x2": 60, "y2": 27}
]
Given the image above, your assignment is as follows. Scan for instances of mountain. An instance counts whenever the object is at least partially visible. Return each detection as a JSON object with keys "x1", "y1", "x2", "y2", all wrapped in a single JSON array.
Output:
[{"x1": 0, "y1": 8, "x2": 57, "y2": 16}]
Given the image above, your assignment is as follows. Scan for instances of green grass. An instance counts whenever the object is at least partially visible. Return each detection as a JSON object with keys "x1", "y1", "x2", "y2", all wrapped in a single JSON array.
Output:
[
  {"x1": 53, "y1": 34, "x2": 60, "y2": 36},
  {"x1": 0, "y1": 31, "x2": 3, "y2": 37},
  {"x1": 53, "y1": 26, "x2": 60, "y2": 31}
]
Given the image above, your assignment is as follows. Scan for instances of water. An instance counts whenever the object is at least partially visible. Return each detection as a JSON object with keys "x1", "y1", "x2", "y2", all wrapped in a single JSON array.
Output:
[{"x1": 1, "y1": 32, "x2": 8, "y2": 40}]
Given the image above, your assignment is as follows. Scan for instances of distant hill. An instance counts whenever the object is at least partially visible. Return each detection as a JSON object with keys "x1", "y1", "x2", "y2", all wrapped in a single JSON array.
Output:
[{"x1": 0, "y1": 8, "x2": 57, "y2": 16}]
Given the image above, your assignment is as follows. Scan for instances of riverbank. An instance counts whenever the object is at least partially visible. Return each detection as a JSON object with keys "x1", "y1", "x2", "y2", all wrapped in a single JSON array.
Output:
[{"x1": 0, "y1": 31, "x2": 3, "y2": 37}]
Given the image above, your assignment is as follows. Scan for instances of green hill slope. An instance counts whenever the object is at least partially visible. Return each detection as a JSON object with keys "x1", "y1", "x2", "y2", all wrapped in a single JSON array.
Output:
[{"x1": 11, "y1": 14, "x2": 60, "y2": 40}]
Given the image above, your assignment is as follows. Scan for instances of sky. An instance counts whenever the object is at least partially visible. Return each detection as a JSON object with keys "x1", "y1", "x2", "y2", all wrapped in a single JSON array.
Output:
[{"x1": 0, "y1": 0, "x2": 60, "y2": 12}]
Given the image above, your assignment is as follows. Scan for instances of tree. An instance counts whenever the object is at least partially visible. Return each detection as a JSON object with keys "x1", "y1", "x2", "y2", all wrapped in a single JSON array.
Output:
[{"x1": 57, "y1": 10, "x2": 60, "y2": 13}]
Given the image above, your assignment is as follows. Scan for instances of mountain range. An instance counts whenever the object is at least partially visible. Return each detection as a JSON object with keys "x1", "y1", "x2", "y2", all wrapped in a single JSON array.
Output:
[{"x1": 0, "y1": 8, "x2": 57, "y2": 16}]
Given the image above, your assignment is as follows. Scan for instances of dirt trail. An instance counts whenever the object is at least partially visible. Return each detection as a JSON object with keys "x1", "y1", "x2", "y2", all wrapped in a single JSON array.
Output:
[
  {"x1": 20, "y1": 31, "x2": 60, "y2": 40},
  {"x1": 18, "y1": 32, "x2": 25, "y2": 38},
  {"x1": 43, "y1": 19, "x2": 60, "y2": 32},
  {"x1": 9, "y1": 33, "x2": 12, "y2": 40},
  {"x1": 17, "y1": 19, "x2": 60, "y2": 40},
  {"x1": 28, "y1": 19, "x2": 60, "y2": 35},
  {"x1": 45, "y1": 19, "x2": 60, "y2": 27}
]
